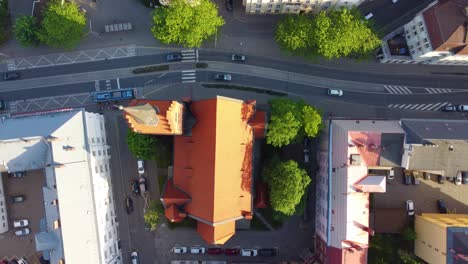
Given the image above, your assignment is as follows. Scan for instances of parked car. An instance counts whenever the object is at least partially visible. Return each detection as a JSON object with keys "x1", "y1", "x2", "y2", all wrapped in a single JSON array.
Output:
[
  {"x1": 207, "y1": 247, "x2": 224, "y2": 255},
  {"x1": 388, "y1": 169, "x2": 395, "y2": 180},
  {"x1": 131, "y1": 251, "x2": 139, "y2": 264},
  {"x1": 463, "y1": 172, "x2": 468, "y2": 184},
  {"x1": 13, "y1": 220, "x2": 29, "y2": 228},
  {"x1": 458, "y1": 105, "x2": 468, "y2": 112},
  {"x1": 17, "y1": 259, "x2": 28, "y2": 264},
  {"x1": 139, "y1": 176, "x2": 147, "y2": 193},
  {"x1": 241, "y1": 249, "x2": 258, "y2": 257},
  {"x1": 3, "y1": 72, "x2": 20, "y2": 81},
  {"x1": 172, "y1": 246, "x2": 188, "y2": 254},
  {"x1": 455, "y1": 173, "x2": 462, "y2": 185},
  {"x1": 226, "y1": 0, "x2": 233, "y2": 11},
  {"x1": 438, "y1": 175, "x2": 445, "y2": 184},
  {"x1": 423, "y1": 172, "x2": 431, "y2": 180},
  {"x1": 231, "y1": 54, "x2": 246, "y2": 62},
  {"x1": 441, "y1": 105, "x2": 457, "y2": 112},
  {"x1": 327, "y1": 89, "x2": 343, "y2": 97},
  {"x1": 137, "y1": 160, "x2": 145, "y2": 175},
  {"x1": 413, "y1": 176, "x2": 420, "y2": 185},
  {"x1": 213, "y1": 73, "x2": 232, "y2": 81},
  {"x1": 224, "y1": 248, "x2": 240, "y2": 256},
  {"x1": 364, "y1": 13, "x2": 373, "y2": 20},
  {"x1": 166, "y1": 53, "x2": 182, "y2": 62},
  {"x1": 125, "y1": 196, "x2": 134, "y2": 214},
  {"x1": 437, "y1": 199, "x2": 447, "y2": 214},
  {"x1": 15, "y1": 228, "x2": 30, "y2": 236},
  {"x1": 190, "y1": 246, "x2": 206, "y2": 254},
  {"x1": 11, "y1": 195, "x2": 25, "y2": 203},
  {"x1": 406, "y1": 200, "x2": 415, "y2": 216},
  {"x1": 10, "y1": 171, "x2": 26, "y2": 178},
  {"x1": 258, "y1": 248, "x2": 277, "y2": 257},
  {"x1": 132, "y1": 180, "x2": 140, "y2": 195},
  {"x1": 404, "y1": 175, "x2": 411, "y2": 185}
]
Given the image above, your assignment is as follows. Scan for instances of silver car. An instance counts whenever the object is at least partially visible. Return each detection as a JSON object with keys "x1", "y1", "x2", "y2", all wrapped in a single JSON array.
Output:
[{"x1": 15, "y1": 228, "x2": 30, "y2": 236}]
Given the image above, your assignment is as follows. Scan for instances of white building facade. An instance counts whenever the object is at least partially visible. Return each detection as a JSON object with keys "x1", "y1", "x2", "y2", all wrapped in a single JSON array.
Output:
[
  {"x1": 0, "y1": 179, "x2": 7, "y2": 234},
  {"x1": 242, "y1": 0, "x2": 363, "y2": 14}
]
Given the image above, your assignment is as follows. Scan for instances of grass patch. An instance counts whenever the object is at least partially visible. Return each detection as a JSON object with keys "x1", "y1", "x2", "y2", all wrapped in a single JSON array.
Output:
[
  {"x1": 202, "y1": 84, "x2": 287, "y2": 96},
  {"x1": 168, "y1": 217, "x2": 197, "y2": 230},
  {"x1": 133, "y1": 65, "x2": 169, "y2": 74},
  {"x1": 257, "y1": 207, "x2": 286, "y2": 230},
  {"x1": 250, "y1": 216, "x2": 269, "y2": 231},
  {"x1": 154, "y1": 136, "x2": 173, "y2": 168},
  {"x1": 196, "y1": 62, "x2": 208, "y2": 68}
]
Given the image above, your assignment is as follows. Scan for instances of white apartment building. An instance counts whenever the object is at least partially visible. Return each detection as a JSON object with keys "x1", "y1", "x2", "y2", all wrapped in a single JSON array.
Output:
[
  {"x1": 381, "y1": 0, "x2": 468, "y2": 65},
  {"x1": 0, "y1": 109, "x2": 121, "y2": 264},
  {"x1": 0, "y1": 179, "x2": 7, "y2": 234},
  {"x1": 243, "y1": 0, "x2": 363, "y2": 14}
]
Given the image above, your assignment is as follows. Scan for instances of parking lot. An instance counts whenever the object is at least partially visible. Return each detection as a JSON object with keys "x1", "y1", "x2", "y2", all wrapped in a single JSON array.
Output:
[
  {"x1": 374, "y1": 168, "x2": 468, "y2": 216},
  {"x1": 0, "y1": 170, "x2": 45, "y2": 261}
]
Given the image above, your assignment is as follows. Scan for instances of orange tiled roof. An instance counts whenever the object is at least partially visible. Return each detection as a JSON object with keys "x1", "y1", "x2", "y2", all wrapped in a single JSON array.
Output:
[
  {"x1": 197, "y1": 221, "x2": 236, "y2": 245},
  {"x1": 124, "y1": 99, "x2": 183, "y2": 135},
  {"x1": 161, "y1": 178, "x2": 191, "y2": 207},
  {"x1": 165, "y1": 204, "x2": 186, "y2": 223}
]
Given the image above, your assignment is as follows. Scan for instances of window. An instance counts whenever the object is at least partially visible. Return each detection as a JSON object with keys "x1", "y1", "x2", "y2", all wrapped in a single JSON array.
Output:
[
  {"x1": 256, "y1": 3, "x2": 261, "y2": 7},
  {"x1": 104, "y1": 234, "x2": 107, "y2": 242},
  {"x1": 92, "y1": 151, "x2": 96, "y2": 156},
  {"x1": 412, "y1": 26, "x2": 416, "y2": 30},
  {"x1": 409, "y1": 45, "x2": 413, "y2": 49},
  {"x1": 418, "y1": 47, "x2": 422, "y2": 52},
  {"x1": 108, "y1": 231, "x2": 112, "y2": 240},
  {"x1": 91, "y1": 137, "x2": 95, "y2": 143},
  {"x1": 425, "y1": 44, "x2": 430, "y2": 48},
  {"x1": 255, "y1": 9, "x2": 261, "y2": 13},
  {"x1": 423, "y1": 38, "x2": 428, "y2": 43},
  {"x1": 276, "y1": 4, "x2": 281, "y2": 8},
  {"x1": 268, "y1": 3, "x2": 273, "y2": 7},
  {"x1": 98, "y1": 150, "x2": 102, "y2": 156},
  {"x1": 95, "y1": 166, "x2": 98, "y2": 173},
  {"x1": 411, "y1": 50, "x2": 415, "y2": 55},
  {"x1": 100, "y1": 165, "x2": 104, "y2": 173},
  {"x1": 275, "y1": 9, "x2": 280, "y2": 12},
  {"x1": 104, "y1": 250, "x2": 108, "y2": 259},
  {"x1": 414, "y1": 31, "x2": 417, "y2": 36},
  {"x1": 97, "y1": 137, "x2": 100, "y2": 143},
  {"x1": 418, "y1": 21, "x2": 423, "y2": 26}
]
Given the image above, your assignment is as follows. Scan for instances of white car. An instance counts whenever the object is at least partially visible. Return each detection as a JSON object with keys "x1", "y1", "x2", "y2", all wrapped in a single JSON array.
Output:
[
  {"x1": 190, "y1": 246, "x2": 206, "y2": 254},
  {"x1": 327, "y1": 89, "x2": 343, "y2": 97},
  {"x1": 15, "y1": 228, "x2": 30, "y2": 236},
  {"x1": 364, "y1": 12, "x2": 374, "y2": 20},
  {"x1": 131, "y1": 251, "x2": 139, "y2": 264},
  {"x1": 406, "y1": 200, "x2": 415, "y2": 216},
  {"x1": 241, "y1": 249, "x2": 258, "y2": 257},
  {"x1": 18, "y1": 258, "x2": 29, "y2": 264},
  {"x1": 137, "y1": 160, "x2": 145, "y2": 175},
  {"x1": 172, "y1": 246, "x2": 188, "y2": 254},
  {"x1": 13, "y1": 219, "x2": 29, "y2": 228}
]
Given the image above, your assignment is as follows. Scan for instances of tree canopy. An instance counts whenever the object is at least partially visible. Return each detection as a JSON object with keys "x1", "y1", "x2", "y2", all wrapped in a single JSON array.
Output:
[
  {"x1": 151, "y1": 0, "x2": 224, "y2": 48},
  {"x1": 37, "y1": 0, "x2": 86, "y2": 48},
  {"x1": 0, "y1": 0, "x2": 9, "y2": 44},
  {"x1": 14, "y1": 16, "x2": 40, "y2": 47},
  {"x1": 266, "y1": 98, "x2": 322, "y2": 147},
  {"x1": 144, "y1": 201, "x2": 164, "y2": 231},
  {"x1": 274, "y1": 8, "x2": 380, "y2": 59},
  {"x1": 263, "y1": 160, "x2": 311, "y2": 215},
  {"x1": 127, "y1": 130, "x2": 158, "y2": 160}
]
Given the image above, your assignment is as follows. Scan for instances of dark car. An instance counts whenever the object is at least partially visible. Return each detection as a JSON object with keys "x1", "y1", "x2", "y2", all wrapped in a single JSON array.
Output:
[
  {"x1": 258, "y1": 248, "x2": 277, "y2": 257},
  {"x1": 438, "y1": 175, "x2": 445, "y2": 184},
  {"x1": 231, "y1": 54, "x2": 246, "y2": 62},
  {"x1": 132, "y1": 180, "x2": 140, "y2": 195},
  {"x1": 441, "y1": 105, "x2": 457, "y2": 112},
  {"x1": 3, "y1": 72, "x2": 20, "y2": 81},
  {"x1": 437, "y1": 199, "x2": 447, "y2": 214},
  {"x1": 226, "y1": 0, "x2": 233, "y2": 11},
  {"x1": 213, "y1": 73, "x2": 232, "y2": 81},
  {"x1": 166, "y1": 53, "x2": 182, "y2": 62},
  {"x1": 125, "y1": 196, "x2": 134, "y2": 214},
  {"x1": 11, "y1": 195, "x2": 25, "y2": 203},
  {"x1": 404, "y1": 175, "x2": 411, "y2": 185},
  {"x1": 207, "y1": 247, "x2": 224, "y2": 255},
  {"x1": 0, "y1": 99, "x2": 5, "y2": 111},
  {"x1": 224, "y1": 248, "x2": 240, "y2": 256}
]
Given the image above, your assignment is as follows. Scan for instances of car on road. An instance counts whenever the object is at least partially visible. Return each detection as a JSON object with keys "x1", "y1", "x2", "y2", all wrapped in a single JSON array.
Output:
[
  {"x1": 172, "y1": 246, "x2": 188, "y2": 254},
  {"x1": 457, "y1": 105, "x2": 468, "y2": 112},
  {"x1": 17, "y1": 259, "x2": 28, "y2": 264},
  {"x1": 10, "y1": 171, "x2": 26, "y2": 178},
  {"x1": 3, "y1": 72, "x2": 20, "y2": 81},
  {"x1": 224, "y1": 248, "x2": 240, "y2": 256},
  {"x1": 258, "y1": 248, "x2": 277, "y2": 257},
  {"x1": 125, "y1": 196, "x2": 134, "y2": 214},
  {"x1": 327, "y1": 89, "x2": 343, "y2": 97},
  {"x1": 0, "y1": 99, "x2": 5, "y2": 111},
  {"x1": 413, "y1": 176, "x2": 420, "y2": 185},
  {"x1": 132, "y1": 180, "x2": 140, "y2": 195},
  {"x1": 15, "y1": 228, "x2": 30, "y2": 236},
  {"x1": 437, "y1": 199, "x2": 447, "y2": 214},
  {"x1": 213, "y1": 73, "x2": 232, "y2": 81},
  {"x1": 190, "y1": 246, "x2": 206, "y2": 254},
  {"x1": 231, "y1": 54, "x2": 246, "y2": 62},
  {"x1": 166, "y1": 53, "x2": 182, "y2": 62},
  {"x1": 137, "y1": 160, "x2": 145, "y2": 175},
  {"x1": 364, "y1": 13, "x2": 373, "y2": 20},
  {"x1": 11, "y1": 195, "x2": 25, "y2": 203},
  {"x1": 388, "y1": 169, "x2": 395, "y2": 180},
  {"x1": 438, "y1": 175, "x2": 445, "y2": 184},
  {"x1": 207, "y1": 247, "x2": 224, "y2": 255},
  {"x1": 404, "y1": 174, "x2": 411, "y2": 185},
  {"x1": 139, "y1": 176, "x2": 147, "y2": 193},
  {"x1": 463, "y1": 172, "x2": 468, "y2": 184},
  {"x1": 13, "y1": 220, "x2": 29, "y2": 228},
  {"x1": 455, "y1": 173, "x2": 462, "y2": 185},
  {"x1": 131, "y1": 251, "x2": 139, "y2": 264},
  {"x1": 406, "y1": 200, "x2": 415, "y2": 216},
  {"x1": 226, "y1": 0, "x2": 233, "y2": 11},
  {"x1": 441, "y1": 105, "x2": 457, "y2": 112},
  {"x1": 241, "y1": 249, "x2": 258, "y2": 257}
]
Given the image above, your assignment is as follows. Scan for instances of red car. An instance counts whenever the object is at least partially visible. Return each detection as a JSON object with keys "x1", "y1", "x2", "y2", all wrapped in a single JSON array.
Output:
[
  {"x1": 224, "y1": 248, "x2": 240, "y2": 256},
  {"x1": 207, "y1": 247, "x2": 224, "y2": 255}
]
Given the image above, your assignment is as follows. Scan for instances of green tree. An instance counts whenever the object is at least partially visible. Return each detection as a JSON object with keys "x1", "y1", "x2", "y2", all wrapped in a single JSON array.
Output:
[
  {"x1": 37, "y1": 0, "x2": 86, "y2": 48},
  {"x1": 401, "y1": 226, "x2": 417, "y2": 241},
  {"x1": 398, "y1": 250, "x2": 423, "y2": 264},
  {"x1": 263, "y1": 160, "x2": 311, "y2": 215},
  {"x1": 275, "y1": 15, "x2": 313, "y2": 53},
  {"x1": 127, "y1": 130, "x2": 157, "y2": 160},
  {"x1": 0, "y1": 0, "x2": 9, "y2": 44},
  {"x1": 310, "y1": 9, "x2": 380, "y2": 58},
  {"x1": 151, "y1": 0, "x2": 224, "y2": 48},
  {"x1": 14, "y1": 16, "x2": 40, "y2": 47},
  {"x1": 266, "y1": 98, "x2": 322, "y2": 147},
  {"x1": 144, "y1": 201, "x2": 164, "y2": 231}
]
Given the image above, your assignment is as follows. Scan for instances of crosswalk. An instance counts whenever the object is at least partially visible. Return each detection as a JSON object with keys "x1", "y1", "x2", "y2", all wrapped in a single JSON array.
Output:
[
  {"x1": 94, "y1": 79, "x2": 113, "y2": 91},
  {"x1": 182, "y1": 70, "x2": 196, "y2": 83},
  {"x1": 425, "y1": 88, "x2": 452, "y2": 94},
  {"x1": 384, "y1": 85, "x2": 412, "y2": 94},
  {"x1": 387, "y1": 102, "x2": 451, "y2": 111},
  {"x1": 181, "y1": 49, "x2": 198, "y2": 62}
]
